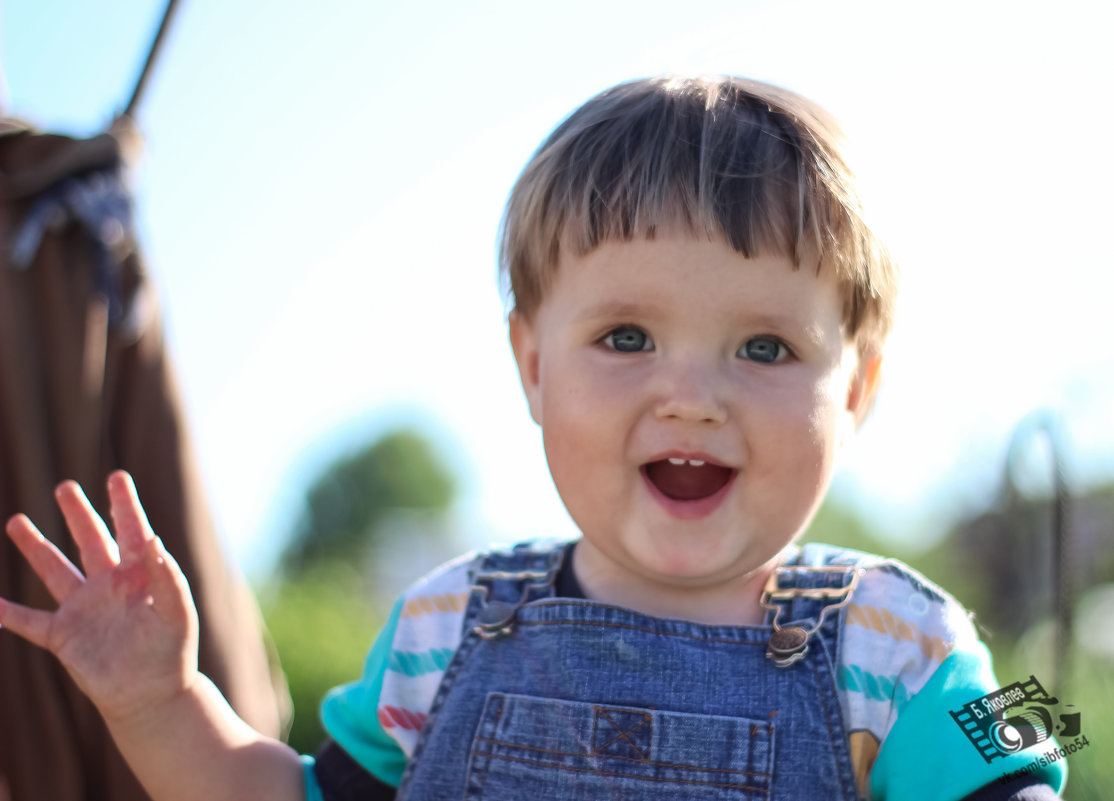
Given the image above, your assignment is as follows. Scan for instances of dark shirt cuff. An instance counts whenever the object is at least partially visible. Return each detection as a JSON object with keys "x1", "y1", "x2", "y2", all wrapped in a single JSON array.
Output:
[
  {"x1": 961, "y1": 775, "x2": 1060, "y2": 801},
  {"x1": 314, "y1": 739, "x2": 397, "y2": 801}
]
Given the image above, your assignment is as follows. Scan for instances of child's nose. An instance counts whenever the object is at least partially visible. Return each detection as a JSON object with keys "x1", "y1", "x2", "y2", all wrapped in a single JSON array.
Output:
[{"x1": 652, "y1": 361, "x2": 728, "y2": 425}]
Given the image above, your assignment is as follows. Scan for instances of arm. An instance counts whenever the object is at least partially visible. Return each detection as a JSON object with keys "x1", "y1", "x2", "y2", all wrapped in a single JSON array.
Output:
[
  {"x1": 0, "y1": 472, "x2": 304, "y2": 801},
  {"x1": 836, "y1": 558, "x2": 1067, "y2": 799}
]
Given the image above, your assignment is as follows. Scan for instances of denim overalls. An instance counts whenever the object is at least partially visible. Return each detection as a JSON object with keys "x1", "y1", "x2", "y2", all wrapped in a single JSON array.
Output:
[{"x1": 397, "y1": 542, "x2": 863, "y2": 800}]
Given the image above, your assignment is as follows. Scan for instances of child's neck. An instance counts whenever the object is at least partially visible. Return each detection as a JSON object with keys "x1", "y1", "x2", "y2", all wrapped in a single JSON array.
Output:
[{"x1": 570, "y1": 542, "x2": 778, "y2": 626}]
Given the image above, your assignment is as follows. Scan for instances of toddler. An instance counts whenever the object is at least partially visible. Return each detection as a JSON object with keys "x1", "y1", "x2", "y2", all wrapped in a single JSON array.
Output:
[{"x1": 0, "y1": 75, "x2": 1064, "y2": 800}]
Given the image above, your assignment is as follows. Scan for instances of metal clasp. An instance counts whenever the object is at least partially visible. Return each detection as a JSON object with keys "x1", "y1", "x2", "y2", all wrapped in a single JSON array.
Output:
[
  {"x1": 470, "y1": 550, "x2": 564, "y2": 640},
  {"x1": 760, "y1": 565, "x2": 862, "y2": 668}
]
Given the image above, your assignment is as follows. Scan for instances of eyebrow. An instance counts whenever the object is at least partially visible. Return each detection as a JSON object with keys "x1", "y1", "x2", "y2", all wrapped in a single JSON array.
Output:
[
  {"x1": 574, "y1": 300, "x2": 666, "y2": 323},
  {"x1": 748, "y1": 313, "x2": 827, "y2": 341}
]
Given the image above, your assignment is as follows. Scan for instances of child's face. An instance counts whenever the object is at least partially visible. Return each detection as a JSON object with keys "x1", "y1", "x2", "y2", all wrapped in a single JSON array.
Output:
[{"x1": 510, "y1": 233, "x2": 878, "y2": 606}]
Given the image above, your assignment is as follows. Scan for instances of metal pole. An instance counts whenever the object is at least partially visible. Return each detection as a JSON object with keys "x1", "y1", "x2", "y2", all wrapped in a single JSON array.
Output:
[
  {"x1": 120, "y1": 0, "x2": 182, "y2": 119},
  {"x1": 1005, "y1": 411, "x2": 1072, "y2": 692}
]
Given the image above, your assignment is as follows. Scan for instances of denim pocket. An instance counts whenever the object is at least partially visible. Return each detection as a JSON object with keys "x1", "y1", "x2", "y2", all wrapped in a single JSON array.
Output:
[{"x1": 466, "y1": 693, "x2": 772, "y2": 799}]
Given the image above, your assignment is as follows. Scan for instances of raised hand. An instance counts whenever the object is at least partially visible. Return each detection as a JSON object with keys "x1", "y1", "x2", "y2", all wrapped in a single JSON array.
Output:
[
  {"x1": 1, "y1": 472, "x2": 305, "y2": 801},
  {"x1": 0, "y1": 471, "x2": 199, "y2": 725}
]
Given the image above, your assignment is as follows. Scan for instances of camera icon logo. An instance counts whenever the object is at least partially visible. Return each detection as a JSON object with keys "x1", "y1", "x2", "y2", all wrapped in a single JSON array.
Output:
[{"x1": 950, "y1": 675, "x2": 1081, "y2": 763}]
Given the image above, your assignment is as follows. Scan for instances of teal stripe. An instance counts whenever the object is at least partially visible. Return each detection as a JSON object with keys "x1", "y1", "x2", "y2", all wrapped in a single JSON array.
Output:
[
  {"x1": 838, "y1": 663, "x2": 911, "y2": 710},
  {"x1": 318, "y1": 595, "x2": 408, "y2": 787},
  {"x1": 387, "y1": 647, "x2": 455, "y2": 676}
]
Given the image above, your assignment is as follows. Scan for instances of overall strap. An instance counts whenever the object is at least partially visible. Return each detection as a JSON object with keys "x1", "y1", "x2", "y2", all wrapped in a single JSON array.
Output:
[
  {"x1": 761, "y1": 543, "x2": 872, "y2": 668},
  {"x1": 466, "y1": 540, "x2": 567, "y2": 639}
]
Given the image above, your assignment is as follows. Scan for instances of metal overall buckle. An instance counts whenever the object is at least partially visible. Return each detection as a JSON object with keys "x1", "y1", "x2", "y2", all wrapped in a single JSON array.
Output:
[
  {"x1": 470, "y1": 548, "x2": 564, "y2": 640},
  {"x1": 760, "y1": 565, "x2": 861, "y2": 668}
]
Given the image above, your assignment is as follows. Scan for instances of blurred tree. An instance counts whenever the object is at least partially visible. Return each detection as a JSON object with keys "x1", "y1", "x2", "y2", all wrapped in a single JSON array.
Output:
[
  {"x1": 262, "y1": 425, "x2": 459, "y2": 752},
  {"x1": 281, "y1": 428, "x2": 456, "y2": 577},
  {"x1": 260, "y1": 562, "x2": 381, "y2": 754}
]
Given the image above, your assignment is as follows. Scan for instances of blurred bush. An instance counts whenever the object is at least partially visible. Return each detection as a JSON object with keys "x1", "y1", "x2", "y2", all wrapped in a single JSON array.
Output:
[
  {"x1": 994, "y1": 631, "x2": 1112, "y2": 800},
  {"x1": 260, "y1": 562, "x2": 382, "y2": 753},
  {"x1": 281, "y1": 428, "x2": 456, "y2": 577},
  {"x1": 260, "y1": 425, "x2": 459, "y2": 754}
]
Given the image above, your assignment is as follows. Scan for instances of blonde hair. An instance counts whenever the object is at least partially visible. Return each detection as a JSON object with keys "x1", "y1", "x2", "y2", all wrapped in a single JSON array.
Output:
[{"x1": 499, "y1": 75, "x2": 897, "y2": 351}]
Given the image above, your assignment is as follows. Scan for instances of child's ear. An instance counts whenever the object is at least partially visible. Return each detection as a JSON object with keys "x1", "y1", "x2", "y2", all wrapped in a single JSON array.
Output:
[
  {"x1": 846, "y1": 349, "x2": 883, "y2": 429},
  {"x1": 508, "y1": 310, "x2": 543, "y2": 426}
]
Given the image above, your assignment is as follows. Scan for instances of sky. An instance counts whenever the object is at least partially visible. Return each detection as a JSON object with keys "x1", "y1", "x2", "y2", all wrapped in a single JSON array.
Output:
[{"x1": 3, "y1": 0, "x2": 1112, "y2": 578}]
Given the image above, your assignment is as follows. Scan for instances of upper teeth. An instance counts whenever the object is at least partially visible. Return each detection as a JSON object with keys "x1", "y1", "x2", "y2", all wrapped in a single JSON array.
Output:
[{"x1": 668, "y1": 458, "x2": 706, "y2": 467}]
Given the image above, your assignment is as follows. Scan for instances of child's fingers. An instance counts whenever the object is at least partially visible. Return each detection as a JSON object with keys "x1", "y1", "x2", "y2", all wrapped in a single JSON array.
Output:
[
  {"x1": 0, "y1": 596, "x2": 56, "y2": 650},
  {"x1": 105, "y1": 471, "x2": 155, "y2": 562},
  {"x1": 5, "y1": 514, "x2": 85, "y2": 603},
  {"x1": 143, "y1": 535, "x2": 195, "y2": 629},
  {"x1": 55, "y1": 481, "x2": 120, "y2": 574}
]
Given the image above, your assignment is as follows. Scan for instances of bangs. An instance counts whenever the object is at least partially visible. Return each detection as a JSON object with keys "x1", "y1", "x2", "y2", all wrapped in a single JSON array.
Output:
[{"x1": 500, "y1": 76, "x2": 895, "y2": 348}]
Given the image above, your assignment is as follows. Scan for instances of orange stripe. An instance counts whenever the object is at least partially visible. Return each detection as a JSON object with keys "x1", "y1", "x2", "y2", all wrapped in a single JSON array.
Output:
[
  {"x1": 400, "y1": 591, "x2": 469, "y2": 618},
  {"x1": 844, "y1": 603, "x2": 953, "y2": 663}
]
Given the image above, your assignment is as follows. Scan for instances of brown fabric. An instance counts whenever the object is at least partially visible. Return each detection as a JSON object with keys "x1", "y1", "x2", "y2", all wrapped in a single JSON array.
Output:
[{"x1": 0, "y1": 124, "x2": 290, "y2": 801}]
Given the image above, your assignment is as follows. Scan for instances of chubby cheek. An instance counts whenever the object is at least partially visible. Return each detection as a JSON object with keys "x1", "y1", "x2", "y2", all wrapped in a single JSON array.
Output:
[
  {"x1": 797, "y1": 377, "x2": 849, "y2": 487},
  {"x1": 542, "y1": 415, "x2": 617, "y2": 536},
  {"x1": 539, "y1": 357, "x2": 641, "y2": 525},
  {"x1": 751, "y1": 376, "x2": 843, "y2": 490}
]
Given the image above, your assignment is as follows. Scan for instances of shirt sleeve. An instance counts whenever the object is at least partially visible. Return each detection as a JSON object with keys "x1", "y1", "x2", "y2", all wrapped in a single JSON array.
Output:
[
  {"x1": 869, "y1": 645, "x2": 1066, "y2": 800},
  {"x1": 834, "y1": 559, "x2": 1068, "y2": 801},
  {"x1": 302, "y1": 755, "x2": 325, "y2": 801},
  {"x1": 302, "y1": 551, "x2": 477, "y2": 796},
  {"x1": 310, "y1": 739, "x2": 399, "y2": 800},
  {"x1": 302, "y1": 597, "x2": 408, "y2": 793},
  {"x1": 834, "y1": 558, "x2": 1068, "y2": 800}
]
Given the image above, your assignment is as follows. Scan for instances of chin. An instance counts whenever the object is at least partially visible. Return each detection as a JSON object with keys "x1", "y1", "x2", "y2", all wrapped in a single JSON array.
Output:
[{"x1": 636, "y1": 537, "x2": 750, "y2": 584}]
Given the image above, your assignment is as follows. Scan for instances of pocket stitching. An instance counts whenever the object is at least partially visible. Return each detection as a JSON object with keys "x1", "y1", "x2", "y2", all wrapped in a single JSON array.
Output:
[
  {"x1": 467, "y1": 749, "x2": 771, "y2": 794},
  {"x1": 592, "y1": 706, "x2": 652, "y2": 761},
  {"x1": 472, "y1": 736, "x2": 772, "y2": 778}
]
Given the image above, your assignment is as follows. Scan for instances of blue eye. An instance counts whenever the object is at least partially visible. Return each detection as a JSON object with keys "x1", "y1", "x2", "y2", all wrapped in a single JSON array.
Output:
[
  {"x1": 739, "y1": 337, "x2": 787, "y2": 363},
  {"x1": 604, "y1": 326, "x2": 652, "y2": 353}
]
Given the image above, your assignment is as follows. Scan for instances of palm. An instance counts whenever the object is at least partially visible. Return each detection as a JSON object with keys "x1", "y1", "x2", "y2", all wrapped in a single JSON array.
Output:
[{"x1": 0, "y1": 473, "x2": 198, "y2": 723}]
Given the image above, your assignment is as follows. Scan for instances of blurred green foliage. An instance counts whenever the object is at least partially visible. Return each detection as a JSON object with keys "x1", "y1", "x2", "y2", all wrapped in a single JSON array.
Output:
[
  {"x1": 281, "y1": 428, "x2": 455, "y2": 577},
  {"x1": 261, "y1": 562, "x2": 384, "y2": 753},
  {"x1": 262, "y1": 426, "x2": 457, "y2": 753},
  {"x1": 993, "y1": 644, "x2": 1112, "y2": 801}
]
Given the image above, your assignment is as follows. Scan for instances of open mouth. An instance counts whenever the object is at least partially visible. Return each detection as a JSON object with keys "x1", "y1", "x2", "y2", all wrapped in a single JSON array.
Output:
[{"x1": 642, "y1": 458, "x2": 735, "y2": 501}]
